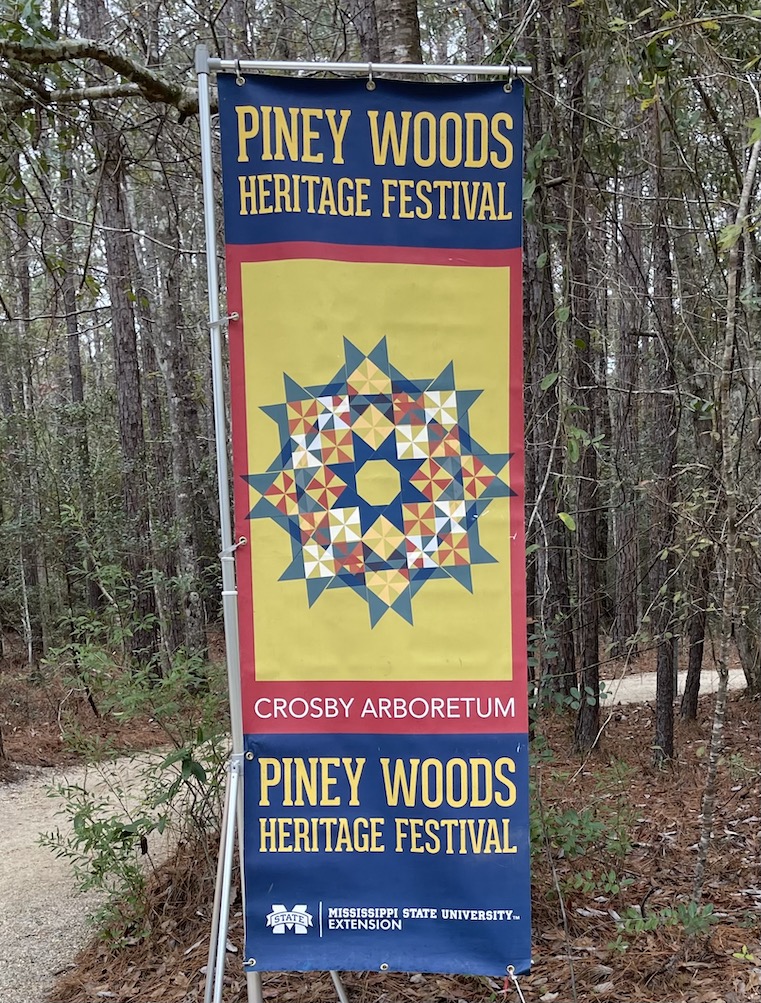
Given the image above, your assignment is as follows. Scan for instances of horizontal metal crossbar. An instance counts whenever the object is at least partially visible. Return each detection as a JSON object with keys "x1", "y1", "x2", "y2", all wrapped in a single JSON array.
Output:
[{"x1": 204, "y1": 57, "x2": 531, "y2": 79}]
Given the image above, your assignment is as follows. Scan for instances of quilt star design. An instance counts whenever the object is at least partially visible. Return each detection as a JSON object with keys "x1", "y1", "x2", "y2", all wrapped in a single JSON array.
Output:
[{"x1": 244, "y1": 338, "x2": 513, "y2": 626}]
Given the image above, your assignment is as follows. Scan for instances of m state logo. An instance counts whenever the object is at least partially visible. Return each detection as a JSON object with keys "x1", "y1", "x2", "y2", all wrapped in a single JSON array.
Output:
[{"x1": 266, "y1": 904, "x2": 314, "y2": 934}]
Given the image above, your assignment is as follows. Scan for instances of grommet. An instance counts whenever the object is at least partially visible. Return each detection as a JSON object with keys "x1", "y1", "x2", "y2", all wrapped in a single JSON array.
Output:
[
  {"x1": 503, "y1": 78, "x2": 513, "y2": 93},
  {"x1": 245, "y1": 751, "x2": 254, "y2": 760},
  {"x1": 367, "y1": 63, "x2": 376, "y2": 91},
  {"x1": 505, "y1": 965, "x2": 527, "y2": 1003},
  {"x1": 379, "y1": 962, "x2": 388, "y2": 971}
]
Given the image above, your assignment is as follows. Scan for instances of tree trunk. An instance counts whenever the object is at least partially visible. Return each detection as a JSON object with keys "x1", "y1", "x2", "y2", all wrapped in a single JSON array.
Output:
[
  {"x1": 735, "y1": 619, "x2": 760, "y2": 696},
  {"x1": 58, "y1": 146, "x2": 102, "y2": 614},
  {"x1": 463, "y1": 3, "x2": 485, "y2": 64},
  {"x1": 694, "y1": 134, "x2": 761, "y2": 898},
  {"x1": 524, "y1": 8, "x2": 575, "y2": 701},
  {"x1": 649, "y1": 98, "x2": 678, "y2": 765},
  {"x1": 565, "y1": 1, "x2": 599, "y2": 751},
  {"x1": 79, "y1": 0, "x2": 160, "y2": 669},
  {"x1": 680, "y1": 546, "x2": 710, "y2": 719},
  {"x1": 97, "y1": 141, "x2": 160, "y2": 667},
  {"x1": 375, "y1": 0, "x2": 422, "y2": 64},
  {"x1": 347, "y1": 0, "x2": 380, "y2": 61},
  {"x1": 610, "y1": 173, "x2": 642, "y2": 659},
  {"x1": 134, "y1": 219, "x2": 208, "y2": 660},
  {"x1": 10, "y1": 178, "x2": 44, "y2": 667}
]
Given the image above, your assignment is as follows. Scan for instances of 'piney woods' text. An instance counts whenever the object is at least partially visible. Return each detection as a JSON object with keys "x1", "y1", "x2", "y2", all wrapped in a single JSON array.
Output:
[
  {"x1": 233, "y1": 105, "x2": 517, "y2": 222},
  {"x1": 256, "y1": 755, "x2": 521, "y2": 855}
]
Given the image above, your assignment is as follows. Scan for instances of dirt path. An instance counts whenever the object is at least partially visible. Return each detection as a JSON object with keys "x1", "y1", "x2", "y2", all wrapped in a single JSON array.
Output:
[
  {"x1": 605, "y1": 666, "x2": 747, "y2": 705},
  {"x1": 0, "y1": 669, "x2": 749, "y2": 1003},
  {"x1": 0, "y1": 755, "x2": 169, "y2": 1003},
  {"x1": 0, "y1": 763, "x2": 102, "y2": 1003}
]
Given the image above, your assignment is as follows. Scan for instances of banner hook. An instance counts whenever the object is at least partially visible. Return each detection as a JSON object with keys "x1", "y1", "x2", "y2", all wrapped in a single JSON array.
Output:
[
  {"x1": 366, "y1": 62, "x2": 375, "y2": 90},
  {"x1": 219, "y1": 536, "x2": 247, "y2": 558},
  {"x1": 235, "y1": 59, "x2": 244, "y2": 86}
]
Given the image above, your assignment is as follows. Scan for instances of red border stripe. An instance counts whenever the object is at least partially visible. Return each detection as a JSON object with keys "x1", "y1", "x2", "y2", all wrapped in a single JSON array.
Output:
[
  {"x1": 243, "y1": 680, "x2": 528, "y2": 733},
  {"x1": 227, "y1": 241, "x2": 519, "y2": 268},
  {"x1": 224, "y1": 241, "x2": 526, "y2": 736}
]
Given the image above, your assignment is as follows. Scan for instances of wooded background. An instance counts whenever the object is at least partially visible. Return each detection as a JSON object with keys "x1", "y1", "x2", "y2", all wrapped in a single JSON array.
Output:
[{"x1": 1, "y1": 0, "x2": 759, "y2": 765}]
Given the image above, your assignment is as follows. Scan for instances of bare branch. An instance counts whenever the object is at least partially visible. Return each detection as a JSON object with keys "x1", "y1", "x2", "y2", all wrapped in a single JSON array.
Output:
[
  {"x1": 48, "y1": 82, "x2": 142, "y2": 103},
  {"x1": 0, "y1": 36, "x2": 200, "y2": 117}
]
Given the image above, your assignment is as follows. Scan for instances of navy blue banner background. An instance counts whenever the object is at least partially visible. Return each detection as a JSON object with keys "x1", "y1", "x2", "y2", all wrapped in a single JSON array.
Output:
[
  {"x1": 242, "y1": 733, "x2": 531, "y2": 974},
  {"x1": 218, "y1": 75, "x2": 524, "y2": 250}
]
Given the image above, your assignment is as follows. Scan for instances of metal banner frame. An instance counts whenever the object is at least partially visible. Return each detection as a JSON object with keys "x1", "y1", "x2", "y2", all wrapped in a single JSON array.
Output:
[{"x1": 196, "y1": 44, "x2": 531, "y2": 1003}]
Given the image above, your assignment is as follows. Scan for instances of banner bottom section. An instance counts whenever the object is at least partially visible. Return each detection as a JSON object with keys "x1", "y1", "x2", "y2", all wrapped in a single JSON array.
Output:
[{"x1": 242, "y1": 732, "x2": 531, "y2": 975}]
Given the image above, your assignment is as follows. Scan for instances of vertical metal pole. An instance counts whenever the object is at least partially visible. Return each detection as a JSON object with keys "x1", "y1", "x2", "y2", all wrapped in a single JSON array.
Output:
[
  {"x1": 196, "y1": 45, "x2": 244, "y2": 756},
  {"x1": 203, "y1": 763, "x2": 232, "y2": 1003},
  {"x1": 212, "y1": 757, "x2": 243, "y2": 1003},
  {"x1": 197, "y1": 43, "x2": 255, "y2": 1003},
  {"x1": 330, "y1": 971, "x2": 351, "y2": 1003}
]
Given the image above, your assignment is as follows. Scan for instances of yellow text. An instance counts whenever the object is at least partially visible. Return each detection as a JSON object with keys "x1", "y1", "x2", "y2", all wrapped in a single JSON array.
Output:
[
  {"x1": 394, "y1": 817, "x2": 518, "y2": 854},
  {"x1": 236, "y1": 105, "x2": 352, "y2": 164},
  {"x1": 238, "y1": 173, "x2": 371, "y2": 216},
  {"x1": 380, "y1": 756, "x2": 518, "y2": 808},
  {"x1": 258, "y1": 756, "x2": 366, "y2": 807},
  {"x1": 367, "y1": 109, "x2": 514, "y2": 168},
  {"x1": 381, "y1": 178, "x2": 512, "y2": 221},
  {"x1": 259, "y1": 815, "x2": 385, "y2": 852}
]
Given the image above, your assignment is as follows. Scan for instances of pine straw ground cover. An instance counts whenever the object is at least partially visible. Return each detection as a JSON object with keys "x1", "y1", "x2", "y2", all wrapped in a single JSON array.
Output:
[
  {"x1": 1, "y1": 660, "x2": 167, "y2": 772},
  {"x1": 46, "y1": 690, "x2": 760, "y2": 1003}
]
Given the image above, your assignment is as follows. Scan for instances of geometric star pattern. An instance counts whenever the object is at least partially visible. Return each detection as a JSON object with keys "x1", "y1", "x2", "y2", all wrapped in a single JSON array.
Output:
[{"x1": 244, "y1": 338, "x2": 513, "y2": 626}]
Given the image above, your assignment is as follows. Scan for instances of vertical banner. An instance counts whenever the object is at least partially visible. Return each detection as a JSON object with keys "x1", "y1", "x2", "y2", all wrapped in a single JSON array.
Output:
[{"x1": 217, "y1": 74, "x2": 530, "y2": 976}]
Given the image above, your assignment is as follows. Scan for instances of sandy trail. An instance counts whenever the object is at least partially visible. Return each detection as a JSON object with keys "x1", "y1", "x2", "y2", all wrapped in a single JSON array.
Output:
[
  {"x1": 0, "y1": 670, "x2": 749, "y2": 1003},
  {"x1": 0, "y1": 763, "x2": 102, "y2": 1003},
  {"x1": 0, "y1": 755, "x2": 169, "y2": 1003},
  {"x1": 605, "y1": 666, "x2": 747, "y2": 705}
]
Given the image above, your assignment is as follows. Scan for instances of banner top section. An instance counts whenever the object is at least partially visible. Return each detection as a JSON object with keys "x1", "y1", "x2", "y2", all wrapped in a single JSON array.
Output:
[{"x1": 218, "y1": 75, "x2": 524, "y2": 250}]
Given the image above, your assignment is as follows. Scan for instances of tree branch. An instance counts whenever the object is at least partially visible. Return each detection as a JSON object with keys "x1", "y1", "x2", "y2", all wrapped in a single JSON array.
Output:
[
  {"x1": 49, "y1": 82, "x2": 143, "y2": 103},
  {"x1": 0, "y1": 36, "x2": 200, "y2": 117}
]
